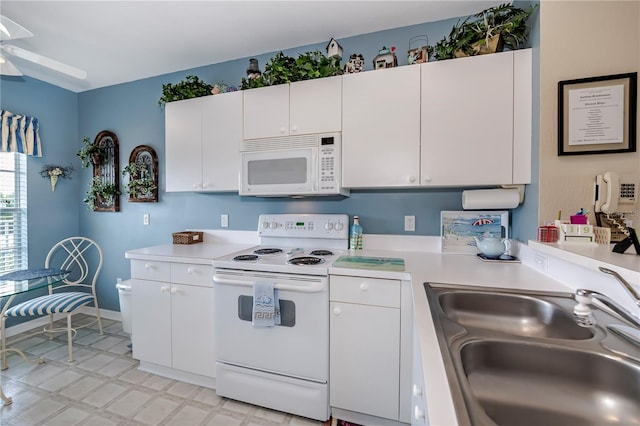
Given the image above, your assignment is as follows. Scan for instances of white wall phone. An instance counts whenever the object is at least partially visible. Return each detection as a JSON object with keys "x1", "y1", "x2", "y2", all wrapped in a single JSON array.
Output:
[{"x1": 594, "y1": 172, "x2": 639, "y2": 214}]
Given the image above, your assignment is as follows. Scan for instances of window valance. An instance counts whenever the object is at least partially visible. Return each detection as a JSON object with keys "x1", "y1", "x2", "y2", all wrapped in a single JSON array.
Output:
[{"x1": 0, "y1": 109, "x2": 42, "y2": 157}]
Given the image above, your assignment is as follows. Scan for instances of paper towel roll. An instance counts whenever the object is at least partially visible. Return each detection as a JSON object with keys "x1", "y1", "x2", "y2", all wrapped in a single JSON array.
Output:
[{"x1": 462, "y1": 188, "x2": 520, "y2": 210}]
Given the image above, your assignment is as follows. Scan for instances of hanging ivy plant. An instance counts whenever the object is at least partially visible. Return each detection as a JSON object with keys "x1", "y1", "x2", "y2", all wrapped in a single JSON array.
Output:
[{"x1": 241, "y1": 51, "x2": 342, "y2": 90}]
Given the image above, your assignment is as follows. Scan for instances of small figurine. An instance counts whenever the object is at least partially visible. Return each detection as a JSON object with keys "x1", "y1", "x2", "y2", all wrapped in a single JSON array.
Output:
[
  {"x1": 344, "y1": 53, "x2": 364, "y2": 73},
  {"x1": 246, "y1": 58, "x2": 262, "y2": 80}
]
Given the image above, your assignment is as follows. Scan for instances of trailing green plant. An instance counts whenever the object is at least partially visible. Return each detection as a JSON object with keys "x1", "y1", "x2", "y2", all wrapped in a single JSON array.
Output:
[
  {"x1": 122, "y1": 162, "x2": 157, "y2": 197},
  {"x1": 84, "y1": 176, "x2": 121, "y2": 211},
  {"x1": 76, "y1": 136, "x2": 104, "y2": 168},
  {"x1": 241, "y1": 51, "x2": 342, "y2": 89},
  {"x1": 431, "y1": 3, "x2": 537, "y2": 61},
  {"x1": 158, "y1": 75, "x2": 213, "y2": 106}
]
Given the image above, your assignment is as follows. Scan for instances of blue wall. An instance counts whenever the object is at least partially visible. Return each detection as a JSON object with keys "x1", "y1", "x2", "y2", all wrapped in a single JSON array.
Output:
[{"x1": 1, "y1": 11, "x2": 540, "y2": 314}]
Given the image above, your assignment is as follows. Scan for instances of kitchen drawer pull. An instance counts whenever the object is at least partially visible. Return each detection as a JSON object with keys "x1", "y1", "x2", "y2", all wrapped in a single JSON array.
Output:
[
  {"x1": 144, "y1": 263, "x2": 153, "y2": 270},
  {"x1": 170, "y1": 288, "x2": 178, "y2": 294},
  {"x1": 359, "y1": 282, "x2": 369, "y2": 291},
  {"x1": 333, "y1": 307, "x2": 342, "y2": 316},
  {"x1": 160, "y1": 286, "x2": 170, "y2": 293},
  {"x1": 187, "y1": 267, "x2": 195, "y2": 274}
]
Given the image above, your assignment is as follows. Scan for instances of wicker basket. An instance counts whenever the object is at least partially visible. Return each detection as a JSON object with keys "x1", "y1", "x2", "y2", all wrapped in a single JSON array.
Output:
[{"x1": 172, "y1": 231, "x2": 204, "y2": 245}]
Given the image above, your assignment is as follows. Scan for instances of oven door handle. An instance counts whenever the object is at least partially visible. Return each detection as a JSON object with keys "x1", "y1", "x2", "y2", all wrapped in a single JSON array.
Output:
[{"x1": 213, "y1": 276, "x2": 326, "y2": 293}]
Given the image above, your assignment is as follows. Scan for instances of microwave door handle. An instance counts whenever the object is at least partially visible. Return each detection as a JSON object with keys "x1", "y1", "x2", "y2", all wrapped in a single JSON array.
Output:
[
  {"x1": 311, "y1": 148, "x2": 318, "y2": 192},
  {"x1": 213, "y1": 276, "x2": 326, "y2": 293}
]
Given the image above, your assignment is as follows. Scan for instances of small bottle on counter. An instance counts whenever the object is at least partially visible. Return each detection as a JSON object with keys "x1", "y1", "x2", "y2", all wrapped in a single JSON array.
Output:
[{"x1": 350, "y1": 215, "x2": 363, "y2": 250}]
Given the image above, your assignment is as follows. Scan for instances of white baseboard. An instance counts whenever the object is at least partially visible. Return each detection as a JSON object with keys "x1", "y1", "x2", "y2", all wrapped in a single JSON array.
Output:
[{"x1": 4, "y1": 307, "x2": 122, "y2": 338}]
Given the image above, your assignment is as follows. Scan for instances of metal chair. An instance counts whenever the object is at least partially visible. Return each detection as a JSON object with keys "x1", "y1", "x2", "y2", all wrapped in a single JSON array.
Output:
[{"x1": 2, "y1": 237, "x2": 104, "y2": 363}]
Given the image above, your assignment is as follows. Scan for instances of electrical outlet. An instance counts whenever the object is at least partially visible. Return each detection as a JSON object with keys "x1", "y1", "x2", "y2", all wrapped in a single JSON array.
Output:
[
  {"x1": 221, "y1": 214, "x2": 229, "y2": 228},
  {"x1": 404, "y1": 215, "x2": 415, "y2": 232},
  {"x1": 143, "y1": 213, "x2": 150, "y2": 226},
  {"x1": 534, "y1": 254, "x2": 547, "y2": 272}
]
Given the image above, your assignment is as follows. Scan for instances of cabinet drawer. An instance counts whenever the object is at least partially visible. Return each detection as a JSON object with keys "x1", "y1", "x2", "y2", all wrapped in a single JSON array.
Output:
[
  {"x1": 130, "y1": 260, "x2": 171, "y2": 282},
  {"x1": 171, "y1": 263, "x2": 213, "y2": 287},
  {"x1": 330, "y1": 276, "x2": 400, "y2": 308}
]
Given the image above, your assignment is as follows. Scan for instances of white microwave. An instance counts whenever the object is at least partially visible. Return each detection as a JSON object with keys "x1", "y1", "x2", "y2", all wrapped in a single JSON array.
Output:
[{"x1": 240, "y1": 132, "x2": 349, "y2": 197}]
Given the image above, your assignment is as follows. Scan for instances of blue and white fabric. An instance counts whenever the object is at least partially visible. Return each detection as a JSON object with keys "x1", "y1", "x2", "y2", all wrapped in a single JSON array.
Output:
[
  {"x1": 252, "y1": 280, "x2": 281, "y2": 327},
  {"x1": 5, "y1": 292, "x2": 94, "y2": 317},
  {"x1": 0, "y1": 109, "x2": 42, "y2": 156}
]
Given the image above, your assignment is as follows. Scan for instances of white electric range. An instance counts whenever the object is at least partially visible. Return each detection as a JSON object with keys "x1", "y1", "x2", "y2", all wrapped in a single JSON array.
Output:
[{"x1": 212, "y1": 213, "x2": 349, "y2": 421}]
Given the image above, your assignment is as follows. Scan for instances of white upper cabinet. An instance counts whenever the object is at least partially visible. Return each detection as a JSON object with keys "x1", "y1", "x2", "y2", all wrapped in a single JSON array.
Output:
[
  {"x1": 342, "y1": 66, "x2": 421, "y2": 188},
  {"x1": 202, "y1": 91, "x2": 242, "y2": 191},
  {"x1": 513, "y1": 49, "x2": 533, "y2": 185},
  {"x1": 243, "y1": 76, "x2": 342, "y2": 139},
  {"x1": 420, "y1": 51, "x2": 515, "y2": 186},
  {"x1": 165, "y1": 91, "x2": 242, "y2": 192},
  {"x1": 166, "y1": 97, "x2": 203, "y2": 192}
]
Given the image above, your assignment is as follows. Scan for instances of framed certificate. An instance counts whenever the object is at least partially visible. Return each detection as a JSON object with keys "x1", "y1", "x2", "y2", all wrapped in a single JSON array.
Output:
[{"x1": 558, "y1": 72, "x2": 637, "y2": 156}]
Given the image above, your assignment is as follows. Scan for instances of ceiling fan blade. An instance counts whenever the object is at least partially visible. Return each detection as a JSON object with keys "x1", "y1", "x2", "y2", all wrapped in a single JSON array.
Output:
[
  {"x1": 0, "y1": 15, "x2": 33, "y2": 41},
  {"x1": 0, "y1": 53, "x2": 23, "y2": 76},
  {"x1": 1, "y1": 44, "x2": 86, "y2": 79}
]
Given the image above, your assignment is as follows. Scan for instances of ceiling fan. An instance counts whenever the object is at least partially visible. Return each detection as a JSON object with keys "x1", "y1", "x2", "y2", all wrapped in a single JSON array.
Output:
[{"x1": 0, "y1": 15, "x2": 86, "y2": 79}]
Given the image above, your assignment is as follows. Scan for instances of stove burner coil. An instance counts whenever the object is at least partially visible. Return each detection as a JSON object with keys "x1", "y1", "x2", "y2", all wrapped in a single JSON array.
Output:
[
  {"x1": 309, "y1": 250, "x2": 333, "y2": 257},
  {"x1": 233, "y1": 254, "x2": 260, "y2": 262},
  {"x1": 287, "y1": 256, "x2": 325, "y2": 266},
  {"x1": 254, "y1": 248, "x2": 283, "y2": 255}
]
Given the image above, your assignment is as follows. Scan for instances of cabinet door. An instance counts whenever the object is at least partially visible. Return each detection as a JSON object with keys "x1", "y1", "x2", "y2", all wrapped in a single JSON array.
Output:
[
  {"x1": 243, "y1": 84, "x2": 289, "y2": 139},
  {"x1": 166, "y1": 97, "x2": 203, "y2": 192},
  {"x1": 290, "y1": 76, "x2": 342, "y2": 134},
  {"x1": 202, "y1": 91, "x2": 242, "y2": 191},
  {"x1": 342, "y1": 66, "x2": 421, "y2": 188},
  {"x1": 131, "y1": 279, "x2": 171, "y2": 367},
  {"x1": 421, "y1": 52, "x2": 514, "y2": 186},
  {"x1": 513, "y1": 49, "x2": 532, "y2": 184},
  {"x1": 171, "y1": 283, "x2": 216, "y2": 378},
  {"x1": 330, "y1": 301, "x2": 400, "y2": 420}
]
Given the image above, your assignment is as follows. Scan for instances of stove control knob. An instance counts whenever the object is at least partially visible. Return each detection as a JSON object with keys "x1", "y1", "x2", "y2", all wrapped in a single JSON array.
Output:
[
  {"x1": 262, "y1": 221, "x2": 270, "y2": 230},
  {"x1": 270, "y1": 220, "x2": 279, "y2": 229},
  {"x1": 334, "y1": 222, "x2": 344, "y2": 231},
  {"x1": 324, "y1": 222, "x2": 334, "y2": 231}
]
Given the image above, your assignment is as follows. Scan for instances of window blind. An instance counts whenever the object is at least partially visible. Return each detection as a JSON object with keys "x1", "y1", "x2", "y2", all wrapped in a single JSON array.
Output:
[{"x1": 0, "y1": 152, "x2": 28, "y2": 273}]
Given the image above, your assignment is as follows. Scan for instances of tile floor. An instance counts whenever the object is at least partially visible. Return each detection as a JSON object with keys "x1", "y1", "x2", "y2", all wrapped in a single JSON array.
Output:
[{"x1": 0, "y1": 315, "x2": 323, "y2": 426}]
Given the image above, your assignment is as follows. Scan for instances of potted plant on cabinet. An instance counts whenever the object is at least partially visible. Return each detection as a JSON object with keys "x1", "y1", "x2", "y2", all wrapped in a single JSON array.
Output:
[
  {"x1": 431, "y1": 3, "x2": 537, "y2": 60},
  {"x1": 84, "y1": 176, "x2": 121, "y2": 211},
  {"x1": 76, "y1": 136, "x2": 105, "y2": 168},
  {"x1": 122, "y1": 162, "x2": 157, "y2": 199},
  {"x1": 158, "y1": 75, "x2": 213, "y2": 106}
]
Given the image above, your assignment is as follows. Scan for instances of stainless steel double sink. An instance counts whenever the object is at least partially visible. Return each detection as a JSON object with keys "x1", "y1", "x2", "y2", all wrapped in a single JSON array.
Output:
[{"x1": 425, "y1": 283, "x2": 640, "y2": 426}]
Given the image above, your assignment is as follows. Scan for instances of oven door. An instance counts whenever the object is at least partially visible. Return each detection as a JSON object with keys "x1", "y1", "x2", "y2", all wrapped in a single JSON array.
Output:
[
  {"x1": 213, "y1": 269, "x2": 328, "y2": 382},
  {"x1": 240, "y1": 148, "x2": 317, "y2": 196}
]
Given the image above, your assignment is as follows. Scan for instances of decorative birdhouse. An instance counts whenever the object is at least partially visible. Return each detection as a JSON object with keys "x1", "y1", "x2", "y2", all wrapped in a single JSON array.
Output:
[
  {"x1": 408, "y1": 35, "x2": 430, "y2": 65},
  {"x1": 373, "y1": 46, "x2": 397, "y2": 69},
  {"x1": 344, "y1": 53, "x2": 365, "y2": 74},
  {"x1": 326, "y1": 37, "x2": 343, "y2": 60}
]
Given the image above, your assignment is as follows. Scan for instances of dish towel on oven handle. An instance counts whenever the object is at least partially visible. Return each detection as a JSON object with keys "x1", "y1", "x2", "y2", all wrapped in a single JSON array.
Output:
[{"x1": 252, "y1": 280, "x2": 281, "y2": 327}]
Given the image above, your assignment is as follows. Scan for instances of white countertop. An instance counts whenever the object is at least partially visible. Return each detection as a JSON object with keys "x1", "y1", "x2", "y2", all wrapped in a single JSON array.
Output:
[{"x1": 125, "y1": 232, "x2": 620, "y2": 426}]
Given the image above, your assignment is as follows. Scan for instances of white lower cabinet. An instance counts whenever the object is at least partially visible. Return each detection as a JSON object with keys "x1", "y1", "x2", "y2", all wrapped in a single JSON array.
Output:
[
  {"x1": 330, "y1": 275, "x2": 407, "y2": 422},
  {"x1": 130, "y1": 260, "x2": 215, "y2": 380}
]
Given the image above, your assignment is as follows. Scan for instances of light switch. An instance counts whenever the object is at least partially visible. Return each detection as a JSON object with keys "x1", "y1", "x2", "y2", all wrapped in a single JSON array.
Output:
[
  {"x1": 404, "y1": 215, "x2": 415, "y2": 232},
  {"x1": 221, "y1": 214, "x2": 229, "y2": 228},
  {"x1": 143, "y1": 213, "x2": 150, "y2": 225}
]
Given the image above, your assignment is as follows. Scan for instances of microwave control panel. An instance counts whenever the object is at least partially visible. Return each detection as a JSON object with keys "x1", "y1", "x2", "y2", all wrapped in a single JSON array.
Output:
[{"x1": 319, "y1": 134, "x2": 341, "y2": 193}]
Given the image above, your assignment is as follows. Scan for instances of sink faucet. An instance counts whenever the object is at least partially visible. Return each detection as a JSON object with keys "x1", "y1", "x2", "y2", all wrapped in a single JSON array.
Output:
[{"x1": 574, "y1": 267, "x2": 640, "y2": 328}]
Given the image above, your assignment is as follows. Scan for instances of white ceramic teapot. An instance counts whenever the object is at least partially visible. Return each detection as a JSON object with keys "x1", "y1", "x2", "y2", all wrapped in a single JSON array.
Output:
[{"x1": 473, "y1": 235, "x2": 510, "y2": 258}]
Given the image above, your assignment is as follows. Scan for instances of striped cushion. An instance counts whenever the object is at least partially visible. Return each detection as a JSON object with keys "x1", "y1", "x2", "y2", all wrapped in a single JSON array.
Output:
[{"x1": 5, "y1": 292, "x2": 95, "y2": 317}]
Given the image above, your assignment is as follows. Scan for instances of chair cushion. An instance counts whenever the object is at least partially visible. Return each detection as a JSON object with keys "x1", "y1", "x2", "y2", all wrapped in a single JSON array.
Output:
[{"x1": 5, "y1": 292, "x2": 95, "y2": 317}]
